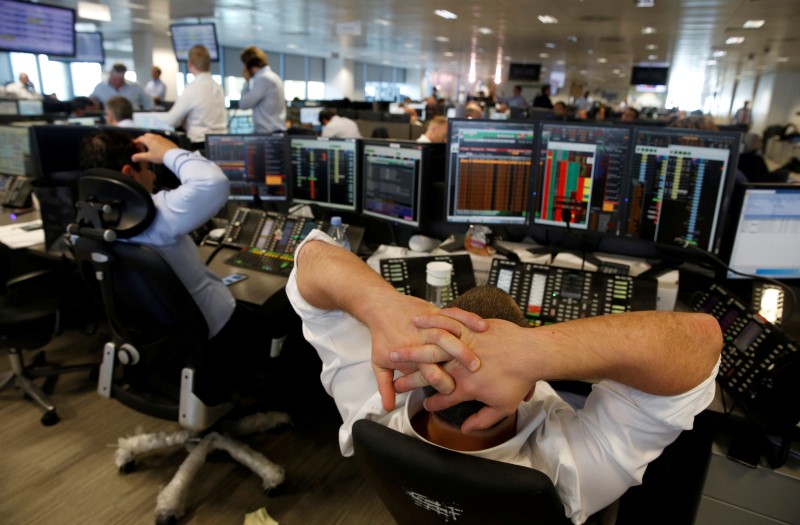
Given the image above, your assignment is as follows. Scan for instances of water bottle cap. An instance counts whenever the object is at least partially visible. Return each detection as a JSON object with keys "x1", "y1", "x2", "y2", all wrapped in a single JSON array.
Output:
[
  {"x1": 330, "y1": 216, "x2": 342, "y2": 226},
  {"x1": 426, "y1": 261, "x2": 452, "y2": 286}
]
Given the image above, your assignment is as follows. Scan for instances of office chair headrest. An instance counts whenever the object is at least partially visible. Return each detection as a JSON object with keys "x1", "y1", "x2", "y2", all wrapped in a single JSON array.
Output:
[{"x1": 75, "y1": 168, "x2": 155, "y2": 239}]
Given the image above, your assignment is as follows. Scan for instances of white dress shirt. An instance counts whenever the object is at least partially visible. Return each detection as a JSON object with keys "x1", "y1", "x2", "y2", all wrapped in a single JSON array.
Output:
[
  {"x1": 160, "y1": 72, "x2": 227, "y2": 143},
  {"x1": 145, "y1": 79, "x2": 167, "y2": 101},
  {"x1": 321, "y1": 115, "x2": 362, "y2": 139},
  {"x1": 286, "y1": 230, "x2": 718, "y2": 525},
  {"x1": 91, "y1": 80, "x2": 154, "y2": 110},
  {"x1": 129, "y1": 149, "x2": 236, "y2": 337},
  {"x1": 238, "y1": 66, "x2": 286, "y2": 134}
]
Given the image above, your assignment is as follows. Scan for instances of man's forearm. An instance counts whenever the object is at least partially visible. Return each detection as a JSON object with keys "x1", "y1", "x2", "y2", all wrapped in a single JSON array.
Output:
[{"x1": 529, "y1": 311, "x2": 721, "y2": 395}]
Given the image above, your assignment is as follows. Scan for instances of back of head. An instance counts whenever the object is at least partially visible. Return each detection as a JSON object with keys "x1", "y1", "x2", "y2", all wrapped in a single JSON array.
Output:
[
  {"x1": 78, "y1": 129, "x2": 137, "y2": 172},
  {"x1": 668, "y1": 115, "x2": 718, "y2": 131},
  {"x1": 319, "y1": 108, "x2": 336, "y2": 125},
  {"x1": 188, "y1": 45, "x2": 211, "y2": 72},
  {"x1": 106, "y1": 96, "x2": 133, "y2": 123},
  {"x1": 426, "y1": 286, "x2": 528, "y2": 428},
  {"x1": 240, "y1": 45, "x2": 268, "y2": 69}
]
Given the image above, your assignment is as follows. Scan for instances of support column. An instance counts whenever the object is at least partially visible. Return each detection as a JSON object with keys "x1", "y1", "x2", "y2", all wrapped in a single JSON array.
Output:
[{"x1": 324, "y1": 56, "x2": 355, "y2": 100}]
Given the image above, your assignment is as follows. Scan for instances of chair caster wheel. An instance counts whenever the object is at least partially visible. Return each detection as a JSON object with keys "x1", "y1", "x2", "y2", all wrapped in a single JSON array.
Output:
[
  {"x1": 156, "y1": 514, "x2": 177, "y2": 525},
  {"x1": 119, "y1": 461, "x2": 136, "y2": 474},
  {"x1": 41, "y1": 410, "x2": 60, "y2": 426}
]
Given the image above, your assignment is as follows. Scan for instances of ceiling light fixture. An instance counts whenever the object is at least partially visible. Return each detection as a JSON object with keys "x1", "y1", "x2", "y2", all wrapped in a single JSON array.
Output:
[
  {"x1": 374, "y1": 18, "x2": 391, "y2": 26},
  {"x1": 635, "y1": 0, "x2": 655, "y2": 6},
  {"x1": 648, "y1": 54, "x2": 658, "y2": 60},
  {"x1": 707, "y1": 60, "x2": 717, "y2": 65},
  {"x1": 712, "y1": 50, "x2": 727, "y2": 57},
  {"x1": 566, "y1": 35, "x2": 578, "y2": 42},
  {"x1": 434, "y1": 9, "x2": 458, "y2": 20},
  {"x1": 538, "y1": 15, "x2": 559, "y2": 24},
  {"x1": 435, "y1": 36, "x2": 450, "y2": 42},
  {"x1": 597, "y1": 57, "x2": 607, "y2": 63},
  {"x1": 539, "y1": 52, "x2": 549, "y2": 58},
  {"x1": 545, "y1": 42, "x2": 556, "y2": 49},
  {"x1": 641, "y1": 26, "x2": 656, "y2": 34},
  {"x1": 777, "y1": 57, "x2": 789, "y2": 62},
  {"x1": 646, "y1": 44, "x2": 658, "y2": 50},
  {"x1": 78, "y1": 1, "x2": 111, "y2": 22},
  {"x1": 478, "y1": 27, "x2": 492, "y2": 35},
  {"x1": 444, "y1": 51, "x2": 454, "y2": 57},
  {"x1": 743, "y1": 20, "x2": 765, "y2": 28},
  {"x1": 726, "y1": 36, "x2": 745, "y2": 44}
]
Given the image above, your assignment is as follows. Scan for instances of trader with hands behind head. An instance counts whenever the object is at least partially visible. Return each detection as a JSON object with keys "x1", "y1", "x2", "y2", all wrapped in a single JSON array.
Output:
[{"x1": 288, "y1": 230, "x2": 722, "y2": 524}]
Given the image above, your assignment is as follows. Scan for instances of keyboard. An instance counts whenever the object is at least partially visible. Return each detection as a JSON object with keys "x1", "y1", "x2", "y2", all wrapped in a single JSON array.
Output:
[{"x1": 224, "y1": 247, "x2": 295, "y2": 276}]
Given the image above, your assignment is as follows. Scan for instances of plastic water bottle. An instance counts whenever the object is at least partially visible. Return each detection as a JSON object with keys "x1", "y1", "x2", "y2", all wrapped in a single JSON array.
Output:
[
  {"x1": 330, "y1": 216, "x2": 351, "y2": 252},
  {"x1": 425, "y1": 261, "x2": 452, "y2": 308}
]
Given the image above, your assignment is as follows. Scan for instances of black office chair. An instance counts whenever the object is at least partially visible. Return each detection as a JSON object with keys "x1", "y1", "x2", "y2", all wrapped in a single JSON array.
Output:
[
  {"x1": 0, "y1": 244, "x2": 98, "y2": 425},
  {"x1": 352, "y1": 419, "x2": 572, "y2": 525},
  {"x1": 68, "y1": 169, "x2": 289, "y2": 524}
]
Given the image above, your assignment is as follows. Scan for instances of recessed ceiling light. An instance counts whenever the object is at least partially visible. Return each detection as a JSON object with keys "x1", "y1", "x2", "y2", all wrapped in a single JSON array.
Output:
[
  {"x1": 635, "y1": 0, "x2": 656, "y2": 6},
  {"x1": 538, "y1": 15, "x2": 559, "y2": 24},
  {"x1": 743, "y1": 20, "x2": 765, "y2": 28},
  {"x1": 612, "y1": 68, "x2": 620, "y2": 74},
  {"x1": 579, "y1": 70, "x2": 588, "y2": 75},
  {"x1": 641, "y1": 26, "x2": 656, "y2": 34},
  {"x1": 707, "y1": 60, "x2": 717, "y2": 65},
  {"x1": 434, "y1": 9, "x2": 458, "y2": 20},
  {"x1": 444, "y1": 51, "x2": 454, "y2": 57},
  {"x1": 478, "y1": 27, "x2": 492, "y2": 35},
  {"x1": 374, "y1": 18, "x2": 391, "y2": 26},
  {"x1": 777, "y1": 57, "x2": 789, "y2": 62},
  {"x1": 78, "y1": 1, "x2": 111, "y2": 22},
  {"x1": 646, "y1": 44, "x2": 658, "y2": 50},
  {"x1": 597, "y1": 57, "x2": 607, "y2": 63},
  {"x1": 726, "y1": 36, "x2": 745, "y2": 44},
  {"x1": 712, "y1": 50, "x2": 727, "y2": 57},
  {"x1": 566, "y1": 35, "x2": 578, "y2": 42},
  {"x1": 648, "y1": 54, "x2": 658, "y2": 60},
  {"x1": 435, "y1": 36, "x2": 450, "y2": 42},
  {"x1": 556, "y1": 60, "x2": 565, "y2": 65},
  {"x1": 545, "y1": 42, "x2": 556, "y2": 49},
  {"x1": 539, "y1": 52, "x2": 549, "y2": 58}
]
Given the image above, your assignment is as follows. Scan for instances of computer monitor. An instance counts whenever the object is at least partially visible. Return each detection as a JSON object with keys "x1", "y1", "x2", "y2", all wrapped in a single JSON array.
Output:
[
  {"x1": 445, "y1": 118, "x2": 536, "y2": 225},
  {"x1": 289, "y1": 136, "x2": 358, "y2": 211},
  {"x1": 205, "y1": 134, "x2": 288, "y2": 202},
  {"x1": 725, "y1": 184, "x2": 800, "y2": 280},
  {"x1": 299, "y1": 107, "x2": 323, "y2": 126},
  {"x1": 17, "y1": 100, "x2": 44, "y2": 116},
  {"x1": 227, "y1": 109, "x2": 254, "y2": 134},
  {"x1": 0, "y1": 125, "x2": 30, "y2": 176},
  {"x1": 624, "y1": 127, "x2": 740, "y2": 253},
  {"x1": 361, "y1": 140, "x2": 429, "y2": 227},
  {"x1": 132, "y1": 112, "x2": 174, "y2": 131},
  {"x1": 533, "y1": 122, "x2": 632, "y2": 235},
  {"x1": 0, "y1": 100, "x2": 18, "y2": 115}
]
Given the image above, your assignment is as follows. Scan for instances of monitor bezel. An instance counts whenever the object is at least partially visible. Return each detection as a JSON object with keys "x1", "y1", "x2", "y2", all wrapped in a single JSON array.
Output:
[
  {"x1": 169, "y1": 22, "x2": 220, "y2": 62},
  {"x1": 49, "y1": 31, "x2": 104, "y2": 63}
]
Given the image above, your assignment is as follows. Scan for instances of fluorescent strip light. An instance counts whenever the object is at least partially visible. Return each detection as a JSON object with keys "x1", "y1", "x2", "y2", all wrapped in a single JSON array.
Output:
[
  {"x1": 641, "y1": 26, "x2": 656, "y2": 34},
  {"x1": 743, "y1": 20, "x2": 765, "y2": 28},
  {"x1": 434, "y1": 9, "x2": 458, "y2": 20},
  {"x1": 478, "y1": 27, "x2": 492, "y2": 35},
  {"x1": 712, "y1": 50, "x2": 727, "y2": 57},
  {"x1": 78, "y1": 1, "x2": 111, "y2": 22},
  {"x1": 635, "y1": 0, "x2": 656, "y2": 6},
  {"x1": 538, "y1": 15, "x2": 559, "y2": 24},
  {"x1": 726, "y1": 36, "x2": 745, "y2": 44}
]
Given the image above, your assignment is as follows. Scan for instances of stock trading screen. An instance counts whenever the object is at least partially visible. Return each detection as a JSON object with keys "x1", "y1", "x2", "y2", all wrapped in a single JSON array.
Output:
[
  {"x1": 625, "y1": 129, "x2": 738, "y2": 252},
  {"x1": 535, "y1": 123, "x2": 631, "y2": 234},
  {"x1": 290, "y1": 137, "x2": 357, "y2": 211},
  {"x1": 205, "y1": 134, "x2": 287, "y2": 201},
  {"x1": 362, "y1": 141, "x2": 422, "y2": 226},
  {"x1": 446, "y1": 119, "x2": 535, "y2": 224}
]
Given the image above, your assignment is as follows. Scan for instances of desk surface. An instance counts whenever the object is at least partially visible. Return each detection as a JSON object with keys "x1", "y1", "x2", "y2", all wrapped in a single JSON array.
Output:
[{"x1": 200, "y1": 244, "x2": 289, "y2": 309}]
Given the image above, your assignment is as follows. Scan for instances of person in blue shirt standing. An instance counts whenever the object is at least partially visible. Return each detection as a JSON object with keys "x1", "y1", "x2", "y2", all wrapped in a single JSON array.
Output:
[
  {"x1": 90, "y1": 63, "x2": 153, "y2": 111},
  {"x1": 238, "y1": 46, "x2": 286, "y2": 134}
]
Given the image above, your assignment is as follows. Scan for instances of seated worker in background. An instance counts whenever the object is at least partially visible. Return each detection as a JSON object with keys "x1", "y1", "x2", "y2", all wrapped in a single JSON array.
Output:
[
  {"x1": 104, "y1": 96, "x2": 136, "y2": 127},
  {"x1": 416, "y1": 115, "x2": 448, "y2": 143},
  {"x1": 160, "y1": 45, "x2": 227, "y2": 147},
  {"x1": 287, "y1": 230, "x2": 722, "y2": 524},
  {"x1": 239, "y1": 46, "x2": 286, "y2": 134},
  {"x1": 5, "y1": 72, "x2": 42, "y2": 100},
  {"x1": 319, "y1": 109, "x2": 362, "y2": 139},
  {"x1": 464, "y1": 101, "x2": 484, "y2": 119},
  {"x1": 621, "y1": 106, "x2": 640, "y2": 122},
  {"x1": 553, "y1": 101, "x2": 568, "y2": 117},
  {"x1": 77, "y1": 130, "x2": 236, "y2": 339}
]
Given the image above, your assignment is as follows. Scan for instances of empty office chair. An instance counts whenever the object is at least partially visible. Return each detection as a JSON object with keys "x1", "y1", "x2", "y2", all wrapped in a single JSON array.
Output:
[
  {"x1": 68, "y1": 169, "x2": 288, "y2": 524},
  {"x1": 0, "y1": 245, "x2": 97, "y2": 425},
  {"x1": 352, "y1": 419, "x2": 571, "y2": 525}
]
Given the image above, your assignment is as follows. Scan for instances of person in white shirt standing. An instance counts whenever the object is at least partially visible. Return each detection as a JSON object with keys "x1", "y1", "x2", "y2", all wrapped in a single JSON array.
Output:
[
  {"x1": 144, "y1": 66, "x2": 167, "y2": 105},
  {"x1": 238, "y1": 46, "x2": 286, "y2": 134},
  {"x1": 160, "y1": 46, "x2": 227, "y2": 147}
]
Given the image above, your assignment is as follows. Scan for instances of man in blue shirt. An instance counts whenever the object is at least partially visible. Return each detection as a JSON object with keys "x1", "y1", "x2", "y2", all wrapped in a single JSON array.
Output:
[
  {"x1": 90, "y1": 63, "x2": 153, "y2": 111},
  {"x1": 238, "y1": 46, "x2": 286, "y2": 133}
]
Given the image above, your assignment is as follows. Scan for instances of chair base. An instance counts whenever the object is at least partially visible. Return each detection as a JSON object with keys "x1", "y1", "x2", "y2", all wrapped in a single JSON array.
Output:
[
  {"x1": 0, "y1": 347, "x2": 97, "y2": 425},
  {"x1": 114, "y1": 411, "x2": 291, "y2": 524}
]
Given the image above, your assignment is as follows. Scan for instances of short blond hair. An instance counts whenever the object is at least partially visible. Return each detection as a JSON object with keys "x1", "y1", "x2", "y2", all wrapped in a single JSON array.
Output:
[{"x1": 188, "y1": 45, "x2": 211, "y2": 72}]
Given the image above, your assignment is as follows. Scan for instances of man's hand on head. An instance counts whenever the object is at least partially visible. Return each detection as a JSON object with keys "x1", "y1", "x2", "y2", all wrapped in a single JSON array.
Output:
[{"x1": 131, "y1": 133, "x2": 177, "y2": 165}]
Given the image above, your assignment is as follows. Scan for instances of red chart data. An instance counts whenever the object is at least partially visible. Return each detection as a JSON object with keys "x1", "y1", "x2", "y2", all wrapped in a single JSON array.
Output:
[{"x1": 538, "y1": 143, "x2": 597, "y2": 229}]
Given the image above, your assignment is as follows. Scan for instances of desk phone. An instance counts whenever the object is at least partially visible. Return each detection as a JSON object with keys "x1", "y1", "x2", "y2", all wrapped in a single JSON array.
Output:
[
  {"x1": 222, "y1": 208, "x2": 326, "y2": 276},
  {"x1": 380, "y1": 255, "x2": 476, "y2": 302},
  {"x1": 486, "y1": 259, "x2": 657, "y2": 326},
  {"x1": 692, "y1": 283, "x2": 800, "y2": 432},
  {"x1": 0, "y1": 175, "x2": 33, "y2": 208}
]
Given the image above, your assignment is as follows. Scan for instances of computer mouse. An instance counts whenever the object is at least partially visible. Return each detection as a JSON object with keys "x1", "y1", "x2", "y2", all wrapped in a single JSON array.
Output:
[
  {"x1": 408, "y1": 234, "x2": 440, "y2": 252},
  {"x1": 209, "y1": 228, "x2": 226, "y2": 241}
]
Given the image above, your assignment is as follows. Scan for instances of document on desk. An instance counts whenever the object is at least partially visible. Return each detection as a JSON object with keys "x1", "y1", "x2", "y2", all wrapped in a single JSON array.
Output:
[{"x1": 0, "y1": 219, "x2": 45, "y2": 248}]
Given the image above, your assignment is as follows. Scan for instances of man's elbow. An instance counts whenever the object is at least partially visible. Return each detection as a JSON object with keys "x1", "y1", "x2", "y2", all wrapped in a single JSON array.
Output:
[{"x1": 694, "y1": 313, "x2": 723, "y2": 373}]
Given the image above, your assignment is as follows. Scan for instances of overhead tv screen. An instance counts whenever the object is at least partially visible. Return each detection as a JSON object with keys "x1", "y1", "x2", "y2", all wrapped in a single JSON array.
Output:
[
  {"x1": 51, "y1": 32, "x2": 104, "y2": 63},
  {"x1": 170, "y1": 23, "x2": 219, "y2": 61},
  {"x1": 630, "y1": 66, "x2": 669, "y2": 86},
  {"x1": 508, "y1": 63, "x2": 541, "y2": 82},
  {"x1": 0, "y1": 0, "x2": 75, "y2": 56}
]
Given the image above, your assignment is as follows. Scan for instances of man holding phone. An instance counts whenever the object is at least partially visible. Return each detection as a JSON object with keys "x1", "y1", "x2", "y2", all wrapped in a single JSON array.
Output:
[{"x1": 238, "y1": 46, "x2": 286, "y2": 134}]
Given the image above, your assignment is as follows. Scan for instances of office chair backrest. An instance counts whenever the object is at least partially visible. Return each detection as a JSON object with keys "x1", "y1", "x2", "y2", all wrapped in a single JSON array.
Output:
[
  {"x1": 70, "y1": 169, "x2": 211, "y2": 403},
  {"x1": 352, "y1": 419, "x2": 571, "y2": 525}
]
